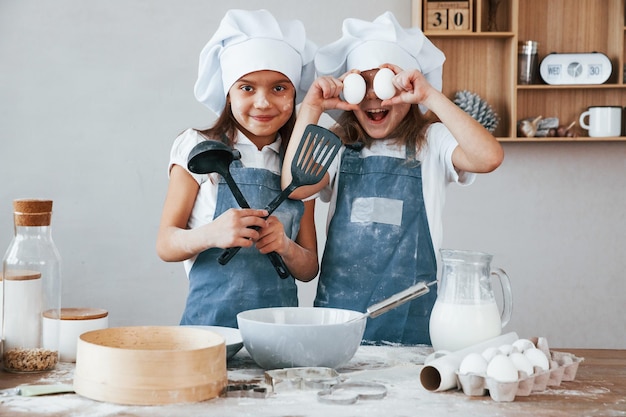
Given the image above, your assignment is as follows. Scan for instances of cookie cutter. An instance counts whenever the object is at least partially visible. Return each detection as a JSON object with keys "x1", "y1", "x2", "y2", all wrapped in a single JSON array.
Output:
[
  {"x1": 265, "y1": 367, "x2": 343, "y2": 392},
  {"x1": 317, "y1": 381, "x2": 387, "y2": 405},
  {"x1": 223, "y1": 383, "x2": 269, "y2": 398}
]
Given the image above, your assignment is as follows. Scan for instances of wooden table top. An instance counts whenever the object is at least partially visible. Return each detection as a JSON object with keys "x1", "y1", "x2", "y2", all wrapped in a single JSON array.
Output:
[{"x1": 0, "y1": 347, "x2": 624, "y2": 417}]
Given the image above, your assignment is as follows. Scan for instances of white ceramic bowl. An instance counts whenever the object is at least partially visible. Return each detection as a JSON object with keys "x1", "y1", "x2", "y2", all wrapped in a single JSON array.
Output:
[{"x1": 237, "y1": 307, "x2": 366, "y2": 369}]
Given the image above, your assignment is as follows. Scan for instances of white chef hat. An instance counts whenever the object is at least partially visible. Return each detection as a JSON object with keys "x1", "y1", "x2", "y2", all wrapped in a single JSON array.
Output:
[
  {"x1": 194, "y1": 9, "x2": 317, "y2": 115},
  {"x1": 315, "y1": 11, "x2": 446, "y2": 92}
]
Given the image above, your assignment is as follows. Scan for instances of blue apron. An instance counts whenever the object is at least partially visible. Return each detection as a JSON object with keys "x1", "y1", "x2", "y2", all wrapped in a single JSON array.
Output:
[
  {"x1": 181, "y1": 160, "x2": 304, "y2": 328},
  {"x1": 314, "y1": 144, "x2": 438, "y2": 345}
]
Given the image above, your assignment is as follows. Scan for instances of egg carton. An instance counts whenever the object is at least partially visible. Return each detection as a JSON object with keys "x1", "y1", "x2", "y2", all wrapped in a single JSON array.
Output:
[{"x1": 456, "y1": 341, "x2": 584, "y2": 402}]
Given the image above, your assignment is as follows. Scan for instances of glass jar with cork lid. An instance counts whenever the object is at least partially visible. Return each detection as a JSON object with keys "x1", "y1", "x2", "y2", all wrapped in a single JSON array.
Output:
[{"x1": 2, "y1": 199, "x2": 62, "y2": 372}]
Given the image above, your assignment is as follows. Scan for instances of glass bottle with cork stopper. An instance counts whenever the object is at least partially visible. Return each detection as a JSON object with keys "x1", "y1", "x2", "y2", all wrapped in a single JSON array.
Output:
[{"x1": 2, "y1": 199, "x2": 62, "y2": 372}]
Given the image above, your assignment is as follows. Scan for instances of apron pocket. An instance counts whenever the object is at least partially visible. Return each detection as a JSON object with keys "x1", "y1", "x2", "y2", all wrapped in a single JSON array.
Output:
[{"x1": 350, "y1": 197, "x2": 403, "y2": 226}]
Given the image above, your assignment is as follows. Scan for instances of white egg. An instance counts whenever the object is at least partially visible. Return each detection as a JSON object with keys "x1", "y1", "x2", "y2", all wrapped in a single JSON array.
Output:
[
  {"x1": 486, "y1": 355, "x2": 519, "y2": 382},
  {"x1": 509, "y1": 352, "x2": 534, "y2": 376},
  {"x1": 524, "y1": 347, "x2": 550, "y2": 371},
  {"x1": 512, "y1": 338, "x2": 535, "y2": 353},
  {"x1": 373, "y1": 68, "x2": 396, "y2": 100},
  {"x1": 459, "y1": 352, "x2": 488, "y2": 375},
  {"x1": 342, "y1": 73, "x2": 366, "y2": 104},
  {"x1": 498, "y1": 344, "x2": 515, "y2": 356},
  {"x1": 482, "y1": 346, "x2": 501, "y2": 362}
]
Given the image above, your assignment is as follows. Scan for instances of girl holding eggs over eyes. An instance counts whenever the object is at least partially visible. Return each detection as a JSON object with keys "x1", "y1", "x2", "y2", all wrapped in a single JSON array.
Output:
[{"x1": 283, "y1": 12, "x2": 504, "y2": 345}]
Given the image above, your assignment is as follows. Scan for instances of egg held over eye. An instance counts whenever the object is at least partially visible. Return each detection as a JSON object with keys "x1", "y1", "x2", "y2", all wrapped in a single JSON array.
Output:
[
  {"x1": 373, "y1": 68, "x2": 397, "y2": 100},
  {"x1": 342, "y1": 73, "x2": 366, "y2": 104}
]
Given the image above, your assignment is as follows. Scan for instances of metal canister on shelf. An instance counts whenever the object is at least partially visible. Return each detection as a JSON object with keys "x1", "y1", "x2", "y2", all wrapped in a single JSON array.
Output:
[
  {"x1": 2, "y1": 199, "x2": 62, "y2": 372},
  {"x1": 518, "y1": 40, "x2": 539, "y2": 84}
]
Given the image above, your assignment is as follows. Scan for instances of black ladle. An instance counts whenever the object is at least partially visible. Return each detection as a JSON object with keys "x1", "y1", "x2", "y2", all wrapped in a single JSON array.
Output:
[{"x1": 187, "y1": 139, "x2": 291, "y2": 279}]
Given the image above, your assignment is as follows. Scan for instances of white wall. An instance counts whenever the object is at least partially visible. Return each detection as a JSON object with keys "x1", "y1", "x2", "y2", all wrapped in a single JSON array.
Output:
[{"x1": 1, "y1": 0, "x2": 624, "y2": 349}]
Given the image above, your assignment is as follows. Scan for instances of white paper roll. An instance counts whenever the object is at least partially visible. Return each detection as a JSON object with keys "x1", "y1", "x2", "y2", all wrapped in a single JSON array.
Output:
[{"x1": 420, "y1": 332, "x2": 519, "y2": 391}]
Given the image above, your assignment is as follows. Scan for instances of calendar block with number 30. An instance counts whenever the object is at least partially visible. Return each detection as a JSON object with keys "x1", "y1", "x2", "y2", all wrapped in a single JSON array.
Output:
[{"x1": 425, "y1": 0, "x2": 472, "y2": 32}]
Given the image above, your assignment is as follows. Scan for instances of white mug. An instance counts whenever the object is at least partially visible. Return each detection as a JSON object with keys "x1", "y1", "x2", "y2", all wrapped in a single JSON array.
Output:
[{"x1": 579, "y1": 106, "x2": 623, "y2": 137}]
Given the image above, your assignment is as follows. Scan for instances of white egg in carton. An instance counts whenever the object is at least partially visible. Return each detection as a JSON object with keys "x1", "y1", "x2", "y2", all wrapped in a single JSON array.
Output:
[{"x1": 455, "y1": 337, "x2": 584, "y2": 402}]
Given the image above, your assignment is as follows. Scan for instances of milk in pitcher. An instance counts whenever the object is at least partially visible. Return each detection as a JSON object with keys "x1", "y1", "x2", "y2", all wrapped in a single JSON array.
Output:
[{"x1": 429, "y1": 301, "x2": 502, "y2": 352}]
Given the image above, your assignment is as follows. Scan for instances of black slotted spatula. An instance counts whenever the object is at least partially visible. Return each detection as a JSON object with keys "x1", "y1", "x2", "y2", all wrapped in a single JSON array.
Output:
[{"x1": 218, "y1": 124, "x2": 342, "y2": 269}]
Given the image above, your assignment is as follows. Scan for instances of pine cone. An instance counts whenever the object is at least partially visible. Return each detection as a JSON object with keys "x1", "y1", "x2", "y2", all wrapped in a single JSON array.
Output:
[{"x1": 453, "y1": 90, "x2": 499, "y2": 133}]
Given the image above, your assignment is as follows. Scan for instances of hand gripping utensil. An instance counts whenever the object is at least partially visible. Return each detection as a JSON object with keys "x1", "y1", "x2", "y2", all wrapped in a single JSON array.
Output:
[
  {"x1": 218, "y1": 124, "x2": 342, "y2": 266},
  {"x1": 345, "y1": 280, "x2": 438, "y2": 324},
  {"x1": 187, "y1": 139, "x2": 291, "y2": 279}
]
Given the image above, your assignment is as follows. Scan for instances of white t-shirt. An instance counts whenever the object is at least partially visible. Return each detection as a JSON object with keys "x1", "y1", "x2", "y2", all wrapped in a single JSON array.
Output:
[
  {"x1": 168, "y1": 128, "x2": 283, "y2": 275},
  {"x1": 319, "y1": 122, "x2": 475, "y2": 262}
]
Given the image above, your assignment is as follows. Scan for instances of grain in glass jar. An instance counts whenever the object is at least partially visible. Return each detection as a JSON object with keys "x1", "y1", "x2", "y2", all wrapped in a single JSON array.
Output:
[{"x1": 2, "y1": 199, "x2": 62, "y2": 372}]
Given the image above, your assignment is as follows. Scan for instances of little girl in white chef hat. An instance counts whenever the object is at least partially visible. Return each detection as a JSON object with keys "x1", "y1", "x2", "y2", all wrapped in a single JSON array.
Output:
[
  {"x1": 157, "y1": 9, "x2": 319, "y2": 329},
  {"x1": 283, "y1": 11, "x2": 504, "y2": 345}
]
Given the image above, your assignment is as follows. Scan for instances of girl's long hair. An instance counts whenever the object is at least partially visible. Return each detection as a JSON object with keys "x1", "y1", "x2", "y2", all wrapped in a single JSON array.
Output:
[
  {"x1": 331, "y1": 104, "x2": 438, "y2": 158},
  {"x1": 194, "y1": 96, "x2": 296, "y2": 154}
]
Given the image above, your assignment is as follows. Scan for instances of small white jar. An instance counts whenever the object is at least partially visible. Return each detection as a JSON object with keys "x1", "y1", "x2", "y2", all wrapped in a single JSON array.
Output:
[{"x1": 43, "y1": 308, "x2": 109, "y2": 362}]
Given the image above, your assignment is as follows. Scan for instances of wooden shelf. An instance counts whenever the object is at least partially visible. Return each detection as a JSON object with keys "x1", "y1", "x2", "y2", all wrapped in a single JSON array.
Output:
[
  {"x1": 499, "y1": 136, "x2": 626, "y2": 143},
  {"x1": 517, "y1": 84, "x2": 626, "y2": 90},
  {"x1": 413, "y1": 0, "x2": 626, "y2": 142},
  {"x1": 424, "y1": 31, "x2": 515, "y2": 38}
]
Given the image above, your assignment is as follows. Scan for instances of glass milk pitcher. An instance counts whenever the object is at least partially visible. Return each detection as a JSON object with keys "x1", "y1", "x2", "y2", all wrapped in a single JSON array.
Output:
[{"x1": 429, "y1": 249, "x2": 512, "y2": 352}]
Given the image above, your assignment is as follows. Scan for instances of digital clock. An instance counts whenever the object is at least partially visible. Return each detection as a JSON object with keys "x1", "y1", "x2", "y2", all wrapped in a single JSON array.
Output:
[{"x1": 539, "y1": 52, "x2": 612, "y2": 85}]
